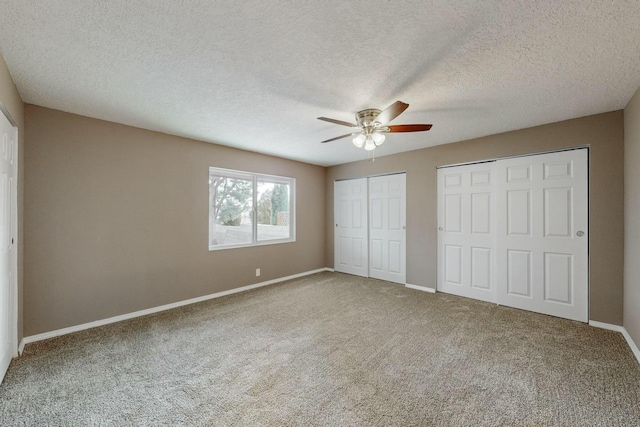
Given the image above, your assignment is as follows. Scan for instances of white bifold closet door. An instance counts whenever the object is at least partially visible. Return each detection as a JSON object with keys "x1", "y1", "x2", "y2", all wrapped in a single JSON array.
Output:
[
  {"x1": 334, "y1": 178, "x2": 368, "y2": 277},
  {"x1": 334, "y1": 174, "x2": 406, "y2": 284},
  {"x1": 437, "y1": 149, "x2": 588, "y2": 322},
  {"x1": 369, "y1": 174, "x2": 406, "y2": 284}
]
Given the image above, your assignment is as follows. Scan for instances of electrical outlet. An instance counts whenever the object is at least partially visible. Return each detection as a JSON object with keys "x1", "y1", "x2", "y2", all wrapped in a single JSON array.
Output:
[{"x1": 256, "y1": 268, "x2": 261, "y2": 277}]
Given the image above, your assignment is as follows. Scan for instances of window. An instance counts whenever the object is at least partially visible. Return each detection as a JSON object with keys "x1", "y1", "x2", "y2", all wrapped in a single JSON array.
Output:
[{"x1": 209, "y1": 168, "x2": 295, "y2": 250}]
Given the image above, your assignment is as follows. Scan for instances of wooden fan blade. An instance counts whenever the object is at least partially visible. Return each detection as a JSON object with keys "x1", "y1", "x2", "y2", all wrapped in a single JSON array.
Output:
[
  {"x1": 375, "y1": 101, "x2": 409, "y2": 124},
  {"x1": 317, "y1": 117, "x2": 357, "y2": 127},
  {"x1": 383, "y1": 124, "x2": 433, "y2": 133},
  {"x1": 321, "y1": 133, "x2": 353, "y2": 143}
]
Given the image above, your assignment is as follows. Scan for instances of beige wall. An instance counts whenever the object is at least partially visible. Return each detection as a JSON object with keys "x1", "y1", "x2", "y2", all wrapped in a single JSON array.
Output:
[
  {"x1": 624, "y1": 87, "x2": 640, "y2": 345},
  {"x1": 0, "y1": 54, "x2": 24, "y2": 342},
  {"x1": 326, "y1": 111, "x2": 624, "y2": 325},
  {"x1": 24, "y1": 105, "x2": 326, "y2": 336}
]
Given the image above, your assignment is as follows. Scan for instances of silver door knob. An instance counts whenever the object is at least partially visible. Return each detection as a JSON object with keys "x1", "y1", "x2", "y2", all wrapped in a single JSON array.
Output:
[
  {"x1": 576, "y1": 230, "x2": 584, "y2": 237},
  {"x1": 439, "y1": 226, "x2": 444, "y2": 231},
  {"x1": 402, "y1": 226, "x2": 406, "y2": 230},
  {"x1": 336, "y1": 224, "x2": 338, "y2": 227}
]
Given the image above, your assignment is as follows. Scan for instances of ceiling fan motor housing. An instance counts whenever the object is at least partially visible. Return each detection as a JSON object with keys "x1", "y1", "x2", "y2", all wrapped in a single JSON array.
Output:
[{"x1": 355, "y1": 109, "x2": 382, "y2": 128}]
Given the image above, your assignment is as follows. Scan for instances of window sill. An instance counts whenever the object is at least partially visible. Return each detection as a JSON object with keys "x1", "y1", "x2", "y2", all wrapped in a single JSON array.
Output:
[{"x1": 208, "y1": 238, "x2": 296, "y2": 251}]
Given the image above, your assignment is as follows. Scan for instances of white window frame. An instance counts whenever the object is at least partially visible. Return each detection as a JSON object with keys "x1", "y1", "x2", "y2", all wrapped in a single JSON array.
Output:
[{"x1": 209, "y1": 167, "x2": 296, "y2": 250}]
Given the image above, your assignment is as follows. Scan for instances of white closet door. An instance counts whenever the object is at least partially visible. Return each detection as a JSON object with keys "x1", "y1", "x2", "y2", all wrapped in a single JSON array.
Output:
[
  {"x1": 0, "y1": 111, "x2": 17, "y2": 383},
  {"x1": 334, "y1": 178, "x2": 368, "y2": 277},
  {"x1": 369, "y1": 173, "x2": 406, "y2": 284},
  {"x1": 496, "y1": 149, "x2": 588, "y2": 322},
  {"x1": 437, "y1": 163, "x2": 497, "y2": 303}
]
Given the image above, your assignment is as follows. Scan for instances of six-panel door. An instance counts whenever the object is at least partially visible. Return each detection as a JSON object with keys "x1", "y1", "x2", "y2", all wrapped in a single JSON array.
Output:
[
  {"x1": 496, "y1": 149, "x2": 588, "y2": 322},
  {"x1": 369, "y1": 174, "x2": 406, "y2": 284},
  {"x1": 334, "y1": 178, "x2": 369, "y2": 277},
  {"x1": 437, "y1": 162, "x2": 497, "y2": 303}
]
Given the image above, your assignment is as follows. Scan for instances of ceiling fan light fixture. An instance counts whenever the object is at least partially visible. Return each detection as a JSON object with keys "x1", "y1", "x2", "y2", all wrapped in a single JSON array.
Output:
[
  {"x1": 364, "y1": 136, "x2": 376, "y2": 151},
  {"x1": 318, "y1": 101, "x2": 432, "y2": 152},
  {"x1": 372, "y1": 132, "x2": 385, "y2": 146}
]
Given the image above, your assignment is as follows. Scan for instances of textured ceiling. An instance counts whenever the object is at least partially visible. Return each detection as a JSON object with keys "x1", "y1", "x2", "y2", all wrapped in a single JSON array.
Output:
[{"x1": 1, "y1": 1, "x2": 640, "y2": 166}]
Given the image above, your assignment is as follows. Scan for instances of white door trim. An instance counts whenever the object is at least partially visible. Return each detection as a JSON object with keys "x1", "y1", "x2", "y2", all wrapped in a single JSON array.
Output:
[
  {"x1": 436, "y1": 146, "x2": 590, "y2": 170},
  {"x1": 10, "y1": 119, "x2": 17, "y2": 358}
]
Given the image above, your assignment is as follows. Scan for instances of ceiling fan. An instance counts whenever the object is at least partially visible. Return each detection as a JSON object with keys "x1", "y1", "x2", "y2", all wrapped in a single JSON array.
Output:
[{"x1": 318, "y1": 101, "x2": 432, "y2": 151}]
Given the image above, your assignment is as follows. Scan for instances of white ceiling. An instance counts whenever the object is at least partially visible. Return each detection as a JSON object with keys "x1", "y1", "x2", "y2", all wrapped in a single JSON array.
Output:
[{"x1": 1, "y1": 1, "x2": 639, "y2": 166}]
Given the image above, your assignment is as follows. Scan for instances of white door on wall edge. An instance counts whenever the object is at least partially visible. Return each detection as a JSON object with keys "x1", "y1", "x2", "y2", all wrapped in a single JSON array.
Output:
[
  {"x1": 437, "y1": 162, "x2": 497, "y2": 303},
  {"x1": 0, "y1": 110, "x2": 17, "y2": 384},
  {"x1": 334, "y1": 178, "x2": 368, "y2": 277},
  {"x1": 496, "y1": 149, "x2": 588, "y2": 322},
  {"x1": 369, "y1": 173, "x2": 406, "y2": 284}
]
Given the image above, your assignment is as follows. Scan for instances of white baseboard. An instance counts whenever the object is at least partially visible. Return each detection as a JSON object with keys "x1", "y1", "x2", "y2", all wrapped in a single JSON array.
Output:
[
  {"x1": 589, "y1": 320, "x2": 624, "y2": 332},
  {"x1": 621, "y1": 329, "x2": 640, "y2": 364},
  {"x1": 405, "y1": 283, "x2": 436, "y2": 293},
  {"x1": 589, "y1": 320, "x2": 640, "y2": 364},
  {"x1": 19, "y1": 268, "x2": 332, "y2": 353}
]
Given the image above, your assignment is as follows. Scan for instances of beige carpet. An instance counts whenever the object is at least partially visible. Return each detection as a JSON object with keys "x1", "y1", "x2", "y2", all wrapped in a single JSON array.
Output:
[{"x1": 1, "y1": 272, "x2": 639, "y2": 426}]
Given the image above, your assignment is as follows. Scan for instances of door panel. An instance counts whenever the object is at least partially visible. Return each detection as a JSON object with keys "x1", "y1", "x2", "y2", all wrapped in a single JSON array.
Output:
[
  {"x1": 507, "y1": 250, "x2": 532, "y2": 297},
  {"x1": 389, "y1": 197, "x2": 401, "y2": 229},
  {"x1": 444, "y1": 194, "x2": 462, "y2": 232},
  {"x1": 444, "y1": 245, "x2": 463, "y2": 285},
  {"x1": 507, "y1": 190, "x2": 532, "y2": 236},
  {"x1": 544, "y1": 253, "x2": 572, "y2": 304},
  {"x1": 471, "y1": 247, "x2": 491, "y2": 289},
  {"x1": 471, "y1": 193, "x2": 491, "y2": 234},
  {"x1": 334, "y1": 179, "x2": 368, "y2": 277},
  {"x1": 544, "y1": 188, "x2": 571, "y2": 237},
  {"x1": 351, "y1": 238, "x2": 365, "y2": 268},
  {"x1": 371, "y1": 199, "x2": 383, "y2": 228},
  {"x1": 496, "y1": 149, "x2": 588, "y2": 322},
  {"x1": 389, "y1": 240, "x2": 401, "y2": 273},
  {"x1": 371, "y1": 239, "x2": 383, "y2": 270},
  {"x1": 338, "y1": 237, "x2": 349, "y2": 265},
  {"x1": 438, "y1": 163, "x2": 497, "y2": 303},
  {"x1": 352, "y1": 200, "x2": 363, "y2": 228},
  {"x1": 368, "y1": 174, "x2": 406, "y2": 284},
  {"x1": 0, "y1": 111, "x2": 17, "y2": 383}
]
